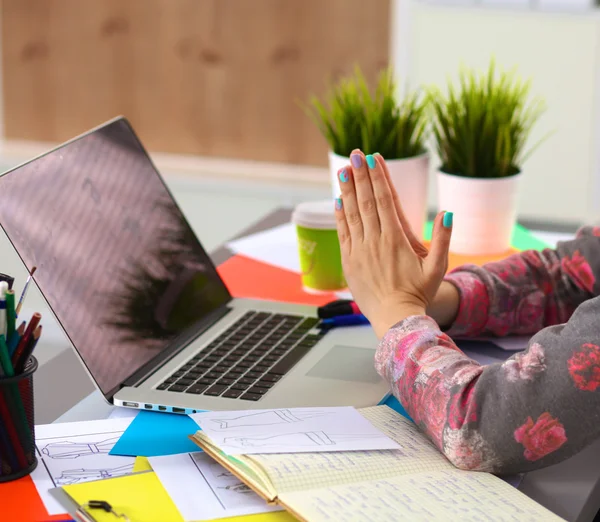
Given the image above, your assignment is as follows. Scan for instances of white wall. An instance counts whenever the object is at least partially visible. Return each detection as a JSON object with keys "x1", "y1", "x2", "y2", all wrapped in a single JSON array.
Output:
[{"x1": 393, "y1": 1, "x2": 600, "y2": 225}]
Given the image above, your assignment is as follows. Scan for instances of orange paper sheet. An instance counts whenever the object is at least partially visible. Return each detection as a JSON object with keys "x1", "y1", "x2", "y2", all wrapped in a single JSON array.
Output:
[
  {"x1": 218, "y1": 247, "x2": 518, "y2": 304},
  {"x1": 218, "y1": 254, "x2": 336, "y2": 306},
  {"x1": 1, "y1": 475, "x2": 70, "y2": 521},
  {"x1": 429, "y1": 242, "x2": 518, "y2": 272}
]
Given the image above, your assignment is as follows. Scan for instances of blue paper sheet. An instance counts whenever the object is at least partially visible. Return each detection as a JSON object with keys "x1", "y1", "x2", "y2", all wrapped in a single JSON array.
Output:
[
  {"x1": 380, "y1": 393, "x2": 412, "y2": 422},
  {"x1": 109, "y1": 410, "x2": 202, "y2": 457}
]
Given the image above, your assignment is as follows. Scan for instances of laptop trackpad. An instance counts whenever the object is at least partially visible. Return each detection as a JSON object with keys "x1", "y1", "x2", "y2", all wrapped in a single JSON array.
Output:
[{"x1": 306, "y1": 346, "x2": 381, "y2": 384}]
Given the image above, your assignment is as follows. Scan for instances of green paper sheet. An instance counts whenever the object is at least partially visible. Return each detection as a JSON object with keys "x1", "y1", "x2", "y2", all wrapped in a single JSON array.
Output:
[{"x1": 423, "y1": 222, "x2": 549, "y2": 252}]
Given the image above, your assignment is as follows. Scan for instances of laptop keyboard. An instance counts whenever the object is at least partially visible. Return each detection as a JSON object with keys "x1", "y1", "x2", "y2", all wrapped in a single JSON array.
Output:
[{"x1": 156, "y1": 311, "x2": 326, "y2": 401}]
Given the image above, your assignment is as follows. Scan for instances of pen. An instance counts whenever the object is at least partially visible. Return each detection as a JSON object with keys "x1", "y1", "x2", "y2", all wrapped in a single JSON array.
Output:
[
  {"x1": 320, "y1": 314, "x2": 370, "y2": 327},
  {"x1": 317, "y1": 299, "x2": 361, "y2": 319},
  {"x1": 0, "y1": 333, "x2": 14, "y2": 377},
  {"x1": 0, "y1": 273, "x2": 14, "y2": 290},
  {"x1": 15, "y1": 266, "x2": 36, "y2": 317},
  {"x1": 0, "y1": 281, "x2": 7, "y2": 338},
  {"x1": 8, "y1": 321, "x2": 26, "y2": 358},
  {"x1": 5, "y1": 290, "x2": 15, "y2": 343}
]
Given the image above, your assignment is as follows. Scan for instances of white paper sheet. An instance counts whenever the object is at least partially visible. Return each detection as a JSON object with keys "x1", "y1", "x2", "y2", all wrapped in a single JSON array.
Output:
[
  {"x1": 107, "y1": 407, "x2": 140, "y2": 420},
  {"x1": 149, "y1": 452, "x2": 280, "y2": 521},
  {"x1": 30, "y1": 418, "x2": 135, "y2": 515},
  {"x1": 227, "y1": 222, "x2": 300, "y2": 273},
  {"x1": 191, "y1": 407, "x2": 401, "y2": 455},
  {"x1": 466, "y1": 336, "x2": 530, "y2": 352}
]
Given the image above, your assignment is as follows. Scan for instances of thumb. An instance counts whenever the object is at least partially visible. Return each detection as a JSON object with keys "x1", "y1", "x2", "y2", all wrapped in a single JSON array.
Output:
[{"x1": 424, "y1": 211, "x2": 453, "y2": 280}]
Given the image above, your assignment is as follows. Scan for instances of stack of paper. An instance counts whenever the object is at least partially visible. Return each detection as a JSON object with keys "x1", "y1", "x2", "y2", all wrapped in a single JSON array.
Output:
[{"x1": 28, "y1": 415, "x2": 293, "y2": 521}]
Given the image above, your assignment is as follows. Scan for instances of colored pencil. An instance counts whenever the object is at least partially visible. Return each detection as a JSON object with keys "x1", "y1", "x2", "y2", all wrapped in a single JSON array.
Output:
[
  {"x1": 15, "y1": 266, "x2": 36, "y2": 317},
  {"x1": 11, "y1": 313, "x2": 41, "y2": 367},
  {"x1": 15, "y1": 325, "x2": 41, "y2": 374},
  {"x1": 8, "y1": 321, "x2": 26, "y2": 358},
  {"x1": 0, "y1": 281, "x2": 7, "y2": 338},
  {"x1": 5, "y1": 290, "x2": 15, "y2": 344},
  {"x1": 0, "y1": 333, "x2": 14, "y2": 378}
]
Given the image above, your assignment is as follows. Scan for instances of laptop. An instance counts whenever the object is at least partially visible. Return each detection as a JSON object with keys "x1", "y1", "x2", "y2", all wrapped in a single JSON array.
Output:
[{"x1": 0, "y1": 117, "x2": 388, "y2": 414}]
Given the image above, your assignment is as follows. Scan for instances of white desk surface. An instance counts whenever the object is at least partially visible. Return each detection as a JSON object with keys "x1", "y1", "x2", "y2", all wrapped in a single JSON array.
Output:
[{"x1": 51, "y1": 225, "x2": 600, "y2": 522}]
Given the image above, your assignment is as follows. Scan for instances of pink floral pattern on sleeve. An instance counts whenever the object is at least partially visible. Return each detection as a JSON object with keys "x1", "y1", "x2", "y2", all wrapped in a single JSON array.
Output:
[
  {"x1": 568, "y1": 343, "x2": 600, "y2": 391},
  {"x1": 561, "y1": 251, "x2": 596, "y2": 294},
  {"x1": 514, "y1": 413, "x2": 567, "y2": 462},
  {"x1": 502, "y1": 343, "x2": 546, "y2": 382}
]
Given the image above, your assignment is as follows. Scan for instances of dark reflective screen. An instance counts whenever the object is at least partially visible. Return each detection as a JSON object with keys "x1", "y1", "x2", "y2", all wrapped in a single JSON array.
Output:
[{"x1": 0, "y1": 119, "x2": 231, "y2": 396}]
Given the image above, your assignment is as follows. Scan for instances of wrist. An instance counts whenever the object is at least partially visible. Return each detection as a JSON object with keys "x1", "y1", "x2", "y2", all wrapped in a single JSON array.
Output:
[
  {"x1": 372, "y1": 303, "x2": 426, "y2": 340},
  {"x1": 426, "y1": 281, "x2": 460, "y2": 329}
]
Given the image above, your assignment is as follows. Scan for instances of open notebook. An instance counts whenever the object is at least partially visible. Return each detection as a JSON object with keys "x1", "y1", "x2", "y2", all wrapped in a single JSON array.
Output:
[{"x1": 191, "y1": 405, "x2": 564, "y2": 521}]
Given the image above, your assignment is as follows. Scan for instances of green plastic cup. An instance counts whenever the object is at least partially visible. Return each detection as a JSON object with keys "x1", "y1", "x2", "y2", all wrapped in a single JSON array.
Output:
[{"x1": 291, "y1": 200, "x2": 346, "y2": 293}]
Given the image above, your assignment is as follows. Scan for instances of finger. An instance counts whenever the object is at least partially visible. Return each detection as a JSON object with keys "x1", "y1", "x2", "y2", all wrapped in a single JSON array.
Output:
[
  {"x1": 375, "y1": 153, "x2": 428, "y2": 253},
  {"x1": 337, "y1": 165, "x2": 363, "y2": 241},
  {"x1": 424, "y1": 211, "x2": 453, "y2": 280},
  {"x1": 334, "y1": 197, "x2": 351, "y2": 254},
  {"x1": 350, "y1": 149, "x2": 380, "y2": 237},
  {"x1": 369, "y1": 154, "x2": 409, "y2": 244}
]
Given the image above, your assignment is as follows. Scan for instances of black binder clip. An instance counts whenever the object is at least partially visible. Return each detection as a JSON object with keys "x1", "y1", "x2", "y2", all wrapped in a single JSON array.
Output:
[{"x1": 75, "y1": 500, "x2": 130, "y2": 522}]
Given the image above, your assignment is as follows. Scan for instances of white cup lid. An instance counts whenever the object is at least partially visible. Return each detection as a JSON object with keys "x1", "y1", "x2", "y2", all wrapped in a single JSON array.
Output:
[{"x1": 291, "y1": 200, "x2": 337, "y2": 230}]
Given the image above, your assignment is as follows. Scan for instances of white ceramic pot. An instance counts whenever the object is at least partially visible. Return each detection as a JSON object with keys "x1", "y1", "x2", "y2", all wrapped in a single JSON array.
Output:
[
  {"x1": 437, "y1": 170, "x2": 522, "y2": 255},
  {"x1": 329, "y1": 151, "x2": 430, "y2": 239}
]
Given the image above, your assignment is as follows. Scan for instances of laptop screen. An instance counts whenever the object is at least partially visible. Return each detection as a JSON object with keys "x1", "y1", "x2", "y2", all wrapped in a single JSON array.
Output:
[{"x1": 0, "y1": 118, "x2": 232, "y2": 397}]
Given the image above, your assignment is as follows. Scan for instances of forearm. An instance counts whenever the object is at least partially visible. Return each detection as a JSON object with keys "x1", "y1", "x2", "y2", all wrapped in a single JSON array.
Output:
[
  {"x1": 376, "y1": 300, "x2": 600, "y2": 475},
  {"x1": 438, "y1": 227, "x2": 600, "y2": 337}
]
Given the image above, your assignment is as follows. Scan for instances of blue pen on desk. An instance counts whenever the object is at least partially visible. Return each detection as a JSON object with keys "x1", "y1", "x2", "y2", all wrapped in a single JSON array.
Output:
[{"x1": 321, "y1": 314, "x2": 370, "y2": 327}]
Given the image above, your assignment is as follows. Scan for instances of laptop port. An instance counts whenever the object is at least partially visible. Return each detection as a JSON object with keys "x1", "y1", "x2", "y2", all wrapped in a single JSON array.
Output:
[
  {"x1": 123, "y1": 402, "x2": 139, "y2": 408},
  {"x1": 144, "y1": 404, "x2": 153, "y2": 410},
  {"x1": 172, "y1": 407, "x2": 185, "y2": 414},
  {"x1": 158, "y1": 405, "x2": 167, "y2": 411}
]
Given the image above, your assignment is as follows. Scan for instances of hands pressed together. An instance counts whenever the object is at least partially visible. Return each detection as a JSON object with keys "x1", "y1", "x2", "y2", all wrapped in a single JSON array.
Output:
[{"x1": 334, "y1": 150, "x2": 456, "y2": 339}]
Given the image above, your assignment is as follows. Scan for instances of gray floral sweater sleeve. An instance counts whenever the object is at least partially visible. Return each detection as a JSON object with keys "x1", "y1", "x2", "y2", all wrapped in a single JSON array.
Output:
[{"x1": 375, "y1": 226, "x2": 600, "y2": 475}]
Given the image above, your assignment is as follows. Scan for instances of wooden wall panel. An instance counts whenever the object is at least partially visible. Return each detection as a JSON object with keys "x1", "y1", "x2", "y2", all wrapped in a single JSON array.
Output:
[{"x1": 1, "y1": 0, "x2": 390, "y2": 165}]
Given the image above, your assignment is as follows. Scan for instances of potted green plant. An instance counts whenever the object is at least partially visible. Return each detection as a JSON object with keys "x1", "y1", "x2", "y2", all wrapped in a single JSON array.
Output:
[
  {"x1": 303, "y1": 66, "x2": 430, "y2": 238},
  {"x1": 430, "y1": 61, "x2": 546, "y2": 255}
]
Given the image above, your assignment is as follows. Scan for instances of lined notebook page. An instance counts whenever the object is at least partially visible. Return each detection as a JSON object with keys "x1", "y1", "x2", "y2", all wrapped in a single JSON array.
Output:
[
  {"x1": 280, "y1": 470, "x2": 565, "y2": 522},
  {"x1": 249, "y1": 406, "x2": 453, "y2": 494}
]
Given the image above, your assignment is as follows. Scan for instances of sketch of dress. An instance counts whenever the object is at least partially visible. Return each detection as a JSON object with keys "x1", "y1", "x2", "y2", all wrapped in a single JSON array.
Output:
[
  {"x1": 41, "y1": 437, "x2": 119, "y2": 458},
  {"x1": 208, "y1": 461, "x2": 235, "y2": 480},
  {"x1": 54, "y1": 463, "x2": 133, "y2": 485},
  {"x1": 210, "y1": 409, "x2": 330, "y2": 430},
  {"x1": 218, "y1": 483, "x2": 254, "y2": 494},
  {"x1": 223, "y1": 430, "x2": 383, "y2": 448}
]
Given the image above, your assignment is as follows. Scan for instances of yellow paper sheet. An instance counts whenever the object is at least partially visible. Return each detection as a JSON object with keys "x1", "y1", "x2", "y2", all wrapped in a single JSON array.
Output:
[
  {"x1": 63, "y1": 472, "x2": 184, "y2": 522},
  {"x1": 63, "y1": 471, "x2": 296, "y2": 522},
  {"x1": 134, "y1": 456, "x2": 153, "y2": 472},
  {"x1": 219, "y1": 515, "x2": 295, "y2": 522}
]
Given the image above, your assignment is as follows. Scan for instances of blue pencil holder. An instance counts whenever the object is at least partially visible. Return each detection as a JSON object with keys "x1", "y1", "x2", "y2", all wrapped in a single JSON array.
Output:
[{"x1": 0, "y1": 356, "x2": 38, "y2": 482}]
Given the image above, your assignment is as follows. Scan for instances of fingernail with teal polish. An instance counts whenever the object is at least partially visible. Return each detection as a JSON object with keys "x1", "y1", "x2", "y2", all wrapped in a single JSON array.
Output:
[
  {"x1": 335, "y1": 198, "x2": 343, "y2": 210},
  {"x1": 338, "y1": 169, "x2": 349, "y2": 183},
  {"x1": 351, "y1": 154, "x2": 362, "y2": 168},
  {"x1": 443, "y1": 211, "x2": 454, "y2": 228},
  {"x1": 366, "y1": 155, "x2": 376, "y2": 168}
]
